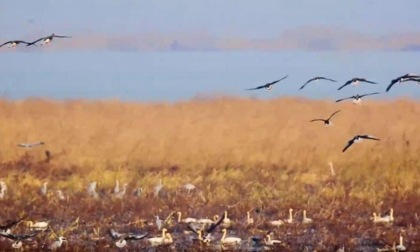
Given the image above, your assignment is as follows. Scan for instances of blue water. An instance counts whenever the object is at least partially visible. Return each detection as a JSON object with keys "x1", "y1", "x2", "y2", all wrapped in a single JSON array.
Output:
[{"x1": 1, "y1": 51, "x2": 419, "y2": 102}]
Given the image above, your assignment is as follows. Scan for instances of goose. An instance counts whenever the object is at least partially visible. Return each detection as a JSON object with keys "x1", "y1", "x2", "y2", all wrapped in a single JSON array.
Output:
[
  {"x1": 114, "y1": 183, "x2": 128, "y2": 199},
  {"x1": 221, "y1": 228, "x2": 241, "y2": 246},
  {"x1": 299, "y1": 76, "x2": 337, "y2": 90},
  {"x1": 0, "y1": 40, "x2": 30, "y2": 48},
  {"x1": 55, "y1": 190, "x2": 66, "y2": 201},
  {"x1": 284, "y1": 208, "x2": 294, "y2": 224},
  {"x1": 183, "y1": 183, "x2": 196, "y2": 192},
  {"x1": 17, "y1": 141, "x2": 45, "y2": 148},
  {"x1": 302, "y1": 210, "x2": 313, "y2": 224},
  {"x1": 373, "y1": 208, "x2": 393, "y2": 223},
  {"x1": 396, "y1": 235, "x2": 406, "y2": 251},
  {"x1": 335, "y1": 92, "x2": 380, "y2": 104},
  {"x1": 246, "y1": 211, "x2": 254, "y2": 225},
  {"x1": 48, "y1": 236, "x2": 67, "y2": 251},
  {"x1": 25, "y1": 220, "x2": 49, "y2": 231},
  {"x1": 246, "y1": 75, "x2": 288, "y2": 91},
  {"x1": 221, "y1": 211, "x2": 232, "y2": 228},
  {"x1": 0, "y1": 232, "x2": 38, "y2": 249},
  {"x1": 40, "y1": 182, "x2": 48, "y2": 196},
  {"x1": 342, "y1": 135, "x2": 380, "y2": 152},
  {"x1": 386, "y1": 73, "x2": 420, "y2": 92},
  {"x1": 177, "y1": 212, "x2": 197, "y2": 224},
  {"x1": 147, "y1": 228, "x2": 173, "y2": 246},
  {"x1": 310, "y1": 110, "x2": 341, "y2": 127},
  {"x1": 26, "y1": 33, "x2": 71, "y2": 46},
  {"x1": 113, "y1": 180, "x2": 120, "y2": 194},
  {"x1": 337, "y1": 78, "x2": 377, "y2": 90},
  {"x1": 264, "y1": 233, "x2": 281, "y2": 246},
  {"x1": 269, "y1": 219, "x2": 284, "y2": 227},
  {"x1": 87, "y1": 182, "x2": 99, "y2": 199}
]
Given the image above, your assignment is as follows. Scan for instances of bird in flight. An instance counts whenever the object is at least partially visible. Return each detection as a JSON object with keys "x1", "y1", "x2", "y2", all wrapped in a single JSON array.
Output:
[
  {"x1": 337, "y1": 78, "x2": 377, "y2": 90},
  {"x1": 0, "y1": 40, "x2": 31, "y2": 48},
  {"x1": 342, "y1": 135, "x2": 380, "y2": 152},
  {"x1": 310, "y1": 110, "x2": 341, "y2": 127},
  {"x1": 386, "y1": 73, "x2": 420, "y2": 92},
  {"x1": 335, "y1": 92, "x2": 379, "y2": 104},
  {"x1": 27, "y1": 33, "x2": 71, "y2": 46},
  {"x1": 246, "y1": 75, "x2": 288, "y2": 91},
  {"x1": 299, "y1": 77, "x2": 337, "y2": 90},
  {"x1": 0, "y1": 232, "x2": 39, "y2": 249},
  {"x1": 17, "y1": 142, "x2": 45, "y2": 148}
]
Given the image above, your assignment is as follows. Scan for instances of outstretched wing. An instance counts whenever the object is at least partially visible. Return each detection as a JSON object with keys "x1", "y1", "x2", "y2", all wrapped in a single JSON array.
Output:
[
  {"x1": 108, "y1": 229, "x2": 123, "y2": 239},
  {"x1": 0, "y1": 41, "x2": 12, "y2": 47},
  {"x1": 337, "y1": 80, "x2": 353, "y2": 90},
  {"x1": 386, "y1": 80, "x2": 398, "y2": 92},
  {"x1": 309, "y1": 119, "x2": 325, "y2": 123},
  {"x1": 360, "y1": 135, "x2": 380, "y2": 141},
  {"x1": 320, "y1": 77, "x2": 337, "y2": 82},
  {"x1": 359, "y1": 92, "x2": 380, "y2": 98},
  {"x1": 26, "y1": 37, "x2": 44, "y2": 46},
  {"x1": 335, "y1": 96, "x2": 353, "y2": 103},
  {"x1": 52, "y1": 35, "x2": 71, "y2": 38},
  {"x1": 327, "y1": 110, "x2": 341, "y2": 120},
  {"x1": 246, "y1": 85, "x2": 264, "y2": 90},
  {"x1": 206, "y1": 213, "x2": 224, "y2": 234},
  {"x1": 0, "y1": 217, "x2": 26, "y2": 230},
  {"x1": 342, "y1": 139, "x2": 355, "y2": 152},
  {"x1": 359, "y1": 78, "x2": 377, "y2": 84},
  {"x1": 126, "y1": 232, "x2": 148, "y2": 240},
  {"x1": 299, "y1": 77, "x2": 318, "y2": 90}
]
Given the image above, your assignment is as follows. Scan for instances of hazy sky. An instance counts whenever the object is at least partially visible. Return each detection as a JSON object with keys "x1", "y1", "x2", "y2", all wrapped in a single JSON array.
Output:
[
  {"x1": 1, "y1": 1, "x2": 419, "y2": 101},
  {"x1": 1, "y1": 0, "x2": 420, "y2": 51}
]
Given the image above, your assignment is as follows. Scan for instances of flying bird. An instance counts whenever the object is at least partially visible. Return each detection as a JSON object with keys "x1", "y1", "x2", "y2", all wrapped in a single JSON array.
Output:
[
  {"x1": 246, "y1": 75, "x2": 288, "y2": 91},
  {"x1": 0, "y1": 40, "x2": 31, "y2": 48},
  {"x1": 335, "y1": 92, "x2": 380, "y2": 104},
  {"x1": 386, "y1": 73, "x2": 420, "y2": 92},
  {"x1": 0, "y1": 232, "x2": 39, "y2": 249},
  {"x1": 108, "y1": 229, "x2": 148, "y2": 248},
  {"x1": 299, "y1": 76, "x2": 337, "y2": 90},
  {"x1": 337, "y1": 78, "x2": 377, "y2": 90},
  {"x1": 342, "y1": 135, "x2": 380, "y2": 152},
  {"x1": 310, "y1": 110, "x2": 341, "y2": 127},
  {"x1": 17, "y1": 142, "x2": 45, "y2": 148},
  {"x1": 27, "y1": 33, "x2": 71, "y2": 46}
]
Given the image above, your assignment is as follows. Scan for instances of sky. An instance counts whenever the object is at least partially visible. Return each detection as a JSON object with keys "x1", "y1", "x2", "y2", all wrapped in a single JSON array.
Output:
[{"x1": 0, "y1": 0, "x2": 419, "y2": 101}]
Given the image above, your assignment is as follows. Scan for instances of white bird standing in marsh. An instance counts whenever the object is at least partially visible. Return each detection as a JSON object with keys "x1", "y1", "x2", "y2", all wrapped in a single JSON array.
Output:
[
  {"x1": 40, "y1": 182, "x2": 48, "y2": 196},
  {"x1": 25, "y1": 221, "x2": 49, "y2": 231},
  {"x1": 284, "y1": 208, "x2": 294, "y2": 224},
  {"x1": 55, "y1": 190, "x2": 66, "y2": 201},
  {"x1": 396, "y1": 235, "x2": 406, "y2": 251},
  {"x1": 221, "y1": 228, "x2": 241, "y2": 246},
  {"x1": 87, "y1": 181, "x2": 99, "y2": 199},
  {"x1": 113, "y1": 180, "x2": 120, "y2": 194},
  {"x1": 147, "y1": 228, "x2": 173, "y2": 246},
  {"x1": 48, "y1": 236, "x2": 67, "y2": 251},
  {"x1": 183, "y1": 183, "x2": 196, "y2": 193},
  {"x1": 302, "y1": 210, "x2": 313, "y2": 224},
  {"x1": 264, "y1": 233, "x2": 281, "y2": 246},
  {"x1": 372, "y1": 208, "x2": 394, "y2": 223},
  {"x1": 114, "y1": 183, "x2": 128, "y2": 199}
]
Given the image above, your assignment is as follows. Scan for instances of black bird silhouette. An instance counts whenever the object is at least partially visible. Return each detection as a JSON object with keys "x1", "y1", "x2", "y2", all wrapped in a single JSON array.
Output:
[
  {"x1": 0, "y1": 217, "x2": 25, "y2": 233},
  {"x1": 246, "y1": 75, "x2": 288, "y2": 91},
  {"x1": 0, "y1": 232, "x2": 39, "y2": 249},
  {"x1": 310, "y1": 110, "x2": 341, "y2": 126},
  {"x1": 299, "y1": 76, "x2": 337, "y2": 90},
  {"x1": 108, "y1": 229, "x2": 148, "y2": 240},
  {"x1": 335, "y1": 92, "x2": 380, "y2": 104},
  {"x1": 337, "y1": 78, "x2": 377, "y2": 90},
  {"x1": 187, "y1": 212, "x2": 225, "y2": 243},
  {"x1": 386, "y1": 73, "x2": 420, "y2": 92},
  {"x1": 0, "y1": 40, "x2": 31, "y2": 48},
  {"x1": 27, "y1": 33, "x2": 71, "y2": 46},
  {"x1": 342, "y1": 135, "x2": 380, "y2": 152}
]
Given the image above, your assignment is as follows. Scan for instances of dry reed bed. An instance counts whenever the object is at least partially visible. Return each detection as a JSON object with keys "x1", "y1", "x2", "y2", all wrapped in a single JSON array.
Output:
[{"x1": 0, "y1": 97, "x2": 418, "y2": 250}]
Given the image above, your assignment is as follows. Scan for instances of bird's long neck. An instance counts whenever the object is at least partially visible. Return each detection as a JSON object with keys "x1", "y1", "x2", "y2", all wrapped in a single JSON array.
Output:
[
  {"x1": 221, "y1": 229, "x2": 227, "y2": 241},
  {"x1": 289, "y1": 209, "x2": 293, "y2": 221},
  {"x1": 177, "y1": 212, "x2": 181, "y2": 222},
  {"x1": 161, "y1": 229, "x2": 166, "y2": 238},
  {"x1": 303, "y1": 210, "x2": 307, "y2": 219},
  {"x1": 399, "y1": 236, "x2": 403, "y2": 246}
]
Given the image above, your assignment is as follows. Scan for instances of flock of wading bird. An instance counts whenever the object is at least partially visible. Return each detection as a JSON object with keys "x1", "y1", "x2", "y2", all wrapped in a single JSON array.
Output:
[{"x1": 1, "y1": 34, "x2": 417, "y2": 251}]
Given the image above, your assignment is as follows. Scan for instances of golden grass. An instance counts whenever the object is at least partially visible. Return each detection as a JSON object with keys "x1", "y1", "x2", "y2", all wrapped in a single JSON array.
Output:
[{"x1": 0, "y1": 97, "x2": 419, "y2": 250}]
